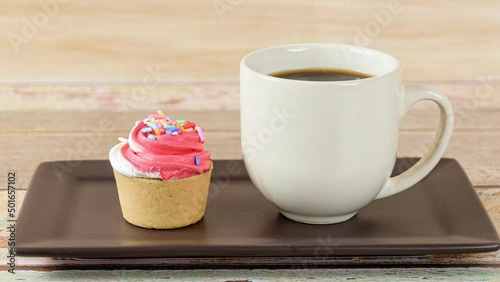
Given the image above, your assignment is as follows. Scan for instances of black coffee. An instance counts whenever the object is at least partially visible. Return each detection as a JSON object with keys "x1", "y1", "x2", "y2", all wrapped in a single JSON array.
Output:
[{"x1": 270, "y1": 68, "x2": 373, "y2": 81}]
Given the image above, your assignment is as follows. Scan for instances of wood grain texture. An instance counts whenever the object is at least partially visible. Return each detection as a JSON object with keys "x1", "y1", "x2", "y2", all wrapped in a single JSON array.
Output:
[
  {"x1": 1, "y1": 0, "x2": 499, "y2": 276},
  {"x1": 1, "y1": 0, "x2": 499, "y2": 81},
  {"x1": 0, "y1": 110, "x2": 242, "y2": 132},
  {"x1": 0, "y1": 132, "x2": 499, "y2": 189},
  {"x1": 1, "y1": 81, "x2": 499, "y2": 112},
  {"x1": 1, "y1": 268, "x2": 499, "y2": 281},
  {"x1": 1, "y1": 108, "x2": 500, "y2": 133}
]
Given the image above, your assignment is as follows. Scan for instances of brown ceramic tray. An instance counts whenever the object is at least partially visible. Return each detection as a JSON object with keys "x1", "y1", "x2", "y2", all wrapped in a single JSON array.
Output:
[{"x1": 17, "y1": 159, "x2": 499, "y2": 258}]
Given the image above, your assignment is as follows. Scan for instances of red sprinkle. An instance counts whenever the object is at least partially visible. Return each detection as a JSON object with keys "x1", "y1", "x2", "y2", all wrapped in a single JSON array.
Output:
[{"x1": 183, "y1": 122, "x2": 196, "y2": 129}]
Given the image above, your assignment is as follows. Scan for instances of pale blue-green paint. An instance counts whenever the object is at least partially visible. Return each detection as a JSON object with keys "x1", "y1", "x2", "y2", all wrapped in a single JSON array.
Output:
[{"x1": 1, "y1": 268, "x2": 499, "y2": 281}]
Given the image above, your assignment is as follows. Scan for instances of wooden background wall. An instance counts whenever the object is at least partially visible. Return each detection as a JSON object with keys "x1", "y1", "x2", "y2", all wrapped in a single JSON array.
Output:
[{"x1": 0, "y1": 0, "x2": 499, "y2": 190}]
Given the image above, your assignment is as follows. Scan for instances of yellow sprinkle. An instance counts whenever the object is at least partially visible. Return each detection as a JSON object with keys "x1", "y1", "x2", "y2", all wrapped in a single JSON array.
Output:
[
  {"x1": 157, "y1": 110, "x2": 164, "y2": 116},
  {"x1": 159, "y1": 119, "x2": 166, "y2": 124},
  {"x1": 174, "y1": 121, "x2": 185, "y2": 132},
  {"x1": 151, "y1": 118, "x2": 156, "y2": 122}
]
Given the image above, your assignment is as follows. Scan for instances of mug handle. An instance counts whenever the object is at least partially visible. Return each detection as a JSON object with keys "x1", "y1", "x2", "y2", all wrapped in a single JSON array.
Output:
[{"x1": 375, "y1": 85, "x2": 454, "y2": 199}]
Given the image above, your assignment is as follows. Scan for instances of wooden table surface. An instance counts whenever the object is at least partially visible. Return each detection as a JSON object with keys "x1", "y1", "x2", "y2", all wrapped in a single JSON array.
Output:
[{"x1": 1, "y1": 0, "x2": 499, "y2": 280}]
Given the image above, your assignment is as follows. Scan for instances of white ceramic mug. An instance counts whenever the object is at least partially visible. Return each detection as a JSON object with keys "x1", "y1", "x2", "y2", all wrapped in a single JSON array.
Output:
[{"x1": 240, "y1": 44, "x2": 454, "y2": 224}]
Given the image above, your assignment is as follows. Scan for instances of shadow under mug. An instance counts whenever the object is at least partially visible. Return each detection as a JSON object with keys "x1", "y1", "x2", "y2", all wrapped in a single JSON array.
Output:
[{"x1": 240, "y1": 44, "x2": 454, "y2": 224}]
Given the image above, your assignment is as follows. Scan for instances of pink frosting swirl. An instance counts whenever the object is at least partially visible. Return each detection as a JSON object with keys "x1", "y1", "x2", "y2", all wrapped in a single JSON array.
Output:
[{"x1": 120, "y1": 121, "x2": 211, "y2": 180}]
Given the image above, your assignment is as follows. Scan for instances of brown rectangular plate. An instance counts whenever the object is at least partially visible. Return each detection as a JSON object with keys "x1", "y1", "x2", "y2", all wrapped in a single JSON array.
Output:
[{"x1": 17, "y1": 159, "x2": 499, "y2": 258}]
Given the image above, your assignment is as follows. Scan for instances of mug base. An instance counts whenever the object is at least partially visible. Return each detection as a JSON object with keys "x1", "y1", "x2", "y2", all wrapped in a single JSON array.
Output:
[{"x1": 280, "y1": 211, "x2": 357, "y2": 225}]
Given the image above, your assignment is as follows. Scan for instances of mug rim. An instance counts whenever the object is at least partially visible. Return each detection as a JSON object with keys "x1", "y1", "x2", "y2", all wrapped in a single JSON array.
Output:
[{"x1": 240, "y1": 43, "x2": 401, "y2": 85}]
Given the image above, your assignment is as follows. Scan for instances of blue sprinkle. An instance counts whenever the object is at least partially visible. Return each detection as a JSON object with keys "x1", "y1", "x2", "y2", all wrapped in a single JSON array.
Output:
[
  {"x1": 147, "y1": 135, "x2": 156, "y2": 140},
  {"x1": 141, "y1": 127, "x2": 153, "y2": 133},
  {"x1": 166, "y1": 127, "x2": 179, "y2": 135},
  {"x1": 135, "y1": 120, "x2": 141, "y2": 125},
  {"x1": 195, "y1": 156, "x2": 200, "y2": 166},
  {"x1": 147, "y1": 122, "x2": 159, "y2": 130}
]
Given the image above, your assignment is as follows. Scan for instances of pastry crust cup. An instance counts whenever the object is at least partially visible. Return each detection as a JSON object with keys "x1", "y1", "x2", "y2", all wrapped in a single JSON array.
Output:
[{"x1": 113, "y1": 163, "x2": 213, "y2": 229}]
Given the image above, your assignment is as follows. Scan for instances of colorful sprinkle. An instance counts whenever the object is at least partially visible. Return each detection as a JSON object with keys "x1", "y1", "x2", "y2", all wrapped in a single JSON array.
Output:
[
  {"x1": 135, "y1": 120, "x2": 141, "y2": 125},
  {"x1": 195, "y1": 156, "x2": 200, "y2": 166},
  {"x1": 183, "y1": 122, "x2": 196, "y2": 129},
  {"x1": 138, "y1": 111, "x2": 206, "y2": 142},
  {"x1": 147, "y1": 122, "x2": 159, "y2": 130},
  {"x1": 174, "y1": 121, "x2": 184, "y2": 132},
  {"x1": 196, "y1": 126, "x2": 206, "y2": 143}
]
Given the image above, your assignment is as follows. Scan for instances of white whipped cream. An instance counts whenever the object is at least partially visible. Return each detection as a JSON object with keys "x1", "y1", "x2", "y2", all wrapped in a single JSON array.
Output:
[{"x1": 109, "y1": 140, "x2": 161, "y2": 179}]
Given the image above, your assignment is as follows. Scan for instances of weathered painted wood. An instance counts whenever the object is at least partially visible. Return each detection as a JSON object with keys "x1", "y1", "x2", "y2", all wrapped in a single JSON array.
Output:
[
  {"x1": 1, "y1": 267, "x2": 499, "y2": 281},
  {"x1": 2, "y1": 0, "x2": 499, "y2": 276},
  {"x1": 0, "y1": 132, "x2": 499, "y2": 189},
  {"x1": 0, "y1": 110, "x2": 241, "y2": 132},
  {"x1": 0, "y1": 132, "x2": 241, "y2": 190},
  {"x1": 1, "y1": 82, "x2": 499, "y2": 112},
  {"x1": 1, "y1": 1, "x2": 500, "y2": 81},
  {"x1": 1, "y1": 108, "x2": 500, "y2": 133}
]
